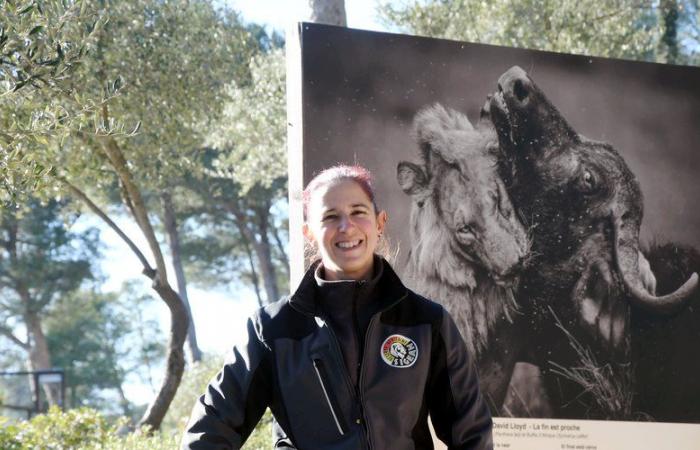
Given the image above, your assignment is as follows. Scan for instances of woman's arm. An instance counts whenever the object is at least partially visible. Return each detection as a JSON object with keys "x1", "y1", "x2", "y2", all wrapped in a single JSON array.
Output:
[
  {"x1": 181, "y1": 314, "x2": 272, "y2": 450},
  {"x1": 428, "y1": 308, "x2": 494, "y2": 450}
]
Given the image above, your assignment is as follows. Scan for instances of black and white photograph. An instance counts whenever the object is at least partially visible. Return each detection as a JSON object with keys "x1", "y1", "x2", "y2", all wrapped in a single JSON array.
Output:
[{"x1": 289, "y1": 22, "x2": 700, "y2": 424}]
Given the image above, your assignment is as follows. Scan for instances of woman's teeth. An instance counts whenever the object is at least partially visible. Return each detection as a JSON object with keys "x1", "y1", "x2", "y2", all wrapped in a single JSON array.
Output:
[{"x1": 337, "y1": 240, "x2": 361, "y2": 249}]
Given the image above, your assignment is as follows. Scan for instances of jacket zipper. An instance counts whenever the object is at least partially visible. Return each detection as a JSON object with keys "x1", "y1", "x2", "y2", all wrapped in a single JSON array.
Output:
[
  {"x1": 324, "y1": 319, "x2": 370, "y2": 450},
  {"x1": 352, "y1": 286, "x2": 362, "y2": 389},
  {"x1": 358, "y1": 291, "x2": 408, "y2": 450},
  {"x1": 313, "y1": 290, "x2": 410, "y2": 449},
  {"x1": 312, "y1": 358, "x2": 347, "y2": 436}
]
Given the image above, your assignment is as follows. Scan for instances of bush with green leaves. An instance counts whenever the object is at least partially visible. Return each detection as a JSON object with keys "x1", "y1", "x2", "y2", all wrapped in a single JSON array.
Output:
[
  {"x1": 0, "y1": 407, "x2": 179, "y2": 450},
  {"x1": 0, "y1": 400, "x2": 272, "y2": 449},
  {"x1": 0, "y1": 402, "x2": 274, "y2": 448}
]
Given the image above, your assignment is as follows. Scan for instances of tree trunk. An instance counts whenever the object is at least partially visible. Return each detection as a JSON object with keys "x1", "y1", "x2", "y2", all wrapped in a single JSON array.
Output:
[
  {"x1": 660, "y1": 0, "x2": 679, "y2": 63},
  {"x1": 139, "y1": 279, "x2": 188, "y2": 430},
  {"x1": 270, "y1": 222, "x2": 290, "y2": 278},
  {"x1": 3, "y1": 216, "x2": 57, "y2": 408},
  {"x1": 65, "y1": 137, "x2": 189, "y2": 431},
  {"x1": 24, "y1": 307, "x2": 60, "y2": 407},
  {"x1": 224, "y1": 198, "x2": 280, "y2": 304},
  {"x1": 242, "y1": 236, "x2": 265, "y2": 308},
  {"x1": 161, "y1": 191, "x2": 202, "y2": 363},
  {"x1": 309, "y1": 0, "x2": 347, "y2": 26},
  {"x1": 254, "y1": 206, "x2": 280, "y2": 303},
  {"x1": 247, "y1": 230, "x2": 279, "y2": 303},
  {"x1": 116, "y1": 382, "x2": 132, "y2": 418}
]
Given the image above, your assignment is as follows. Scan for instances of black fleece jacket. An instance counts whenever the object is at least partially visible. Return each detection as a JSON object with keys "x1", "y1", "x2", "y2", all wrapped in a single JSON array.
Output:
[{"x1": 182, "y1": 258, "x2": 493, "y2": 450}]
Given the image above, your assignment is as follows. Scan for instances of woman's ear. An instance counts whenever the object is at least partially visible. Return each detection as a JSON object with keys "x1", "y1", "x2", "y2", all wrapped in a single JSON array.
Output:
[
  {"x1": 302, "y1": 222, "x2": 314, "y2": 242},
  {"x1": 376, "y1": 210, "x2": 388, "y2": 235}
]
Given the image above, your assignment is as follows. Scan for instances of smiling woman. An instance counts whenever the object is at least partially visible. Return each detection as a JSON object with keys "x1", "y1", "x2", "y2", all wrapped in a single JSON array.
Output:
[
  {"x1": 182, "y1": 165, "x2": 493, "y2": 449},
  {"x1": 302, "y1": 166, "x2": 387, "y2": 281}
]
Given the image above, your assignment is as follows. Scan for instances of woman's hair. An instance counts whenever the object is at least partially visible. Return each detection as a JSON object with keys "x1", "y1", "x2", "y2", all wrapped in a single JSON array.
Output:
[
  {"x1": 302, "y1": 164, "x2": 394, "y2": 263},
  {"x1": 302, "y1": 164, "x2": 378, "y2": 221}
]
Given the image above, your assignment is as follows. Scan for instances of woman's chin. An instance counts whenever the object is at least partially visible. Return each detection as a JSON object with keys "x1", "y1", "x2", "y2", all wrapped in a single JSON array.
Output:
[{"x1": 326, "y1": 257, "x2": 374, "y2": 280}]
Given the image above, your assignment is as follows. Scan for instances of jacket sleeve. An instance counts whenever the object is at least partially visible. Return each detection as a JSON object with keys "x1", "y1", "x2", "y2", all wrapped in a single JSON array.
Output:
[
  {"x1": 181, "y1": 312, "x2": 272, "y2": 449},
  {"x1": 428, "y1": 308, "x2": 494, "y2": 450}
]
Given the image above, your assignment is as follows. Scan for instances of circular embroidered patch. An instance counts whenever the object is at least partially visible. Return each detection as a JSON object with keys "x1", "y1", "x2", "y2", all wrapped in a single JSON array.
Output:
[{"x1": 380, "y1": 334, "x2": 418, "y2": 368}]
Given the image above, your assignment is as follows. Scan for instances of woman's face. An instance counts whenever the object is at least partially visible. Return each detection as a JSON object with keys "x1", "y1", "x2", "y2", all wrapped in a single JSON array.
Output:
[{"x1": 304, "y1": 179, "x2": 387, "y2": 281}]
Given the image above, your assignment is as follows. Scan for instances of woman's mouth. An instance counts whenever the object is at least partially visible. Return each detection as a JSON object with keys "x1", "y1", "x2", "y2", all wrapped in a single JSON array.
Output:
[{"x1": 336, "y1": 239, "x2": 362, "y2": 249}]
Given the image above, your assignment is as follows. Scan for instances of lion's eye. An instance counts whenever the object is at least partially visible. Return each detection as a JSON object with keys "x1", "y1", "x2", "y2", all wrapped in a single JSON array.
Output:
[
  {"x1": 459, "y1": 224, "x2": 475, "y2": 236},
  {"x1": 457, "y1": 224, "x2": 476, "y2": 245}
]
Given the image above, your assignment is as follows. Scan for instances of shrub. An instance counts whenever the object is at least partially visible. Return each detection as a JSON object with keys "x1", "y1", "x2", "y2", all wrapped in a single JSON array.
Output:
[
  {"x1": 0, "y1": 358, "x2": 272, "y2": 449},
  {"x1": 0, "y1": 407, "x2": 177, "y2": 450}
]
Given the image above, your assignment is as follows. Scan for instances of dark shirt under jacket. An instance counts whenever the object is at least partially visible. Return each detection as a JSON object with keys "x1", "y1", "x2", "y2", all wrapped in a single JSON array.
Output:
[{"x1": 314, "y1": 258, "x2": 384, "y2": 388}]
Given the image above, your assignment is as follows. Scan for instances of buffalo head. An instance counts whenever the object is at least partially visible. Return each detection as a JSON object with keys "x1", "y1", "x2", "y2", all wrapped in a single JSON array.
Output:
[{"x1": 489, "y1": 66, "x2": 698, "y2": 354}]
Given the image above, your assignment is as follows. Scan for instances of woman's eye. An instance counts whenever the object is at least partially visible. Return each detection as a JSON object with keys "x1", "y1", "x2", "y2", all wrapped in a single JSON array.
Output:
[
  {"x1": 352, "y1": 210, "x2": 367, "y2": 216},
  {"x1": 322, "y1": 214, "x2": 338, "y2": 222}
]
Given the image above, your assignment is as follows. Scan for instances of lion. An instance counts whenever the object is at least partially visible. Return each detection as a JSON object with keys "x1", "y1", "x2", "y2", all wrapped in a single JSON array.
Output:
[{"x1": 397, "y1": 103, "x2": 530, "y2": 409}]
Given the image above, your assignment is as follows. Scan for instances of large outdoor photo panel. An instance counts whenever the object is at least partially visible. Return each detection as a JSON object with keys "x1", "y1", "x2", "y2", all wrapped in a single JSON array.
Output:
[{"x1": 287, "y1": 23, "x2": 700, "y2": 449}]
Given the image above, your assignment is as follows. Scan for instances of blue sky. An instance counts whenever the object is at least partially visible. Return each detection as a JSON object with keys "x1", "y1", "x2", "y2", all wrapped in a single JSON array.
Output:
[{"x1": 228, "y1": 0, "x2": 388, "y2": 33}]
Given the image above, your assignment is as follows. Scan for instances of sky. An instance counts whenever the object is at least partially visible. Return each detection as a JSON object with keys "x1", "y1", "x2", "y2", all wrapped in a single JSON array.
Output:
[
  {"x1": 227, "y1": 0, "x2": 390, "y2": 34},
  {"x1": 96, "y1": 0, "x2": 392, "y2": 403}
]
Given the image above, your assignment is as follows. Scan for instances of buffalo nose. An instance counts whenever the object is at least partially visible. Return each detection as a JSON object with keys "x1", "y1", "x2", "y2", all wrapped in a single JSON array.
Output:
[{"x1": 497, "y1": 66, "x2": 532, "y2": 104}]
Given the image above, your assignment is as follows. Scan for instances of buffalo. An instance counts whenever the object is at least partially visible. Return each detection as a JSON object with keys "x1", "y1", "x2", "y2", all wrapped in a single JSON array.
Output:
[{"x1": 487, "y1": 66, "x2": 699, "y2": 419}]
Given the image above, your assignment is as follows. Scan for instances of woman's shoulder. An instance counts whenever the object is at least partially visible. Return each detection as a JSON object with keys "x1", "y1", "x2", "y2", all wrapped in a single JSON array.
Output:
[{"x1": 251, "y1": 296, "x2": 318, "y2": 342}]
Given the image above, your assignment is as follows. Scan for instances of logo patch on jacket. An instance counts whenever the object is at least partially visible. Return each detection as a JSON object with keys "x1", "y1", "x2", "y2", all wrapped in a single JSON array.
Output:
[{"x1": 380, "y1": 334, "x2": 418, "y2": 368}]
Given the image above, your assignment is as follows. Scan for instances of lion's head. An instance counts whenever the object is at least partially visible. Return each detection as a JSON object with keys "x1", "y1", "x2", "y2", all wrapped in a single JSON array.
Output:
[
  {"x1": 398, "y1": 104, "x2": 529, "y2": 289},
  {"x1": 397, "y1": 104, "x2": 530, "y2": 353}
]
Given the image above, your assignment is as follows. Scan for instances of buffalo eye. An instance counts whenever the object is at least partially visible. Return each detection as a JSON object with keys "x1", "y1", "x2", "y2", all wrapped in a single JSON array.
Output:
[{"x1": 579, "y1": 170, "x2": 597, "y2": 193}]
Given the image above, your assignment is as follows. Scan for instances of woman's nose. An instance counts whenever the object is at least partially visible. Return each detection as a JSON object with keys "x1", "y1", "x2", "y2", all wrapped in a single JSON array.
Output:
[{"x1": 338, "y1": 215, "x2": 353, "y2": 231}]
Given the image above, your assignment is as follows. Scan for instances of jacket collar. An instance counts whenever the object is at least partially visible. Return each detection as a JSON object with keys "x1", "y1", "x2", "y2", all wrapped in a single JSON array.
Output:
[{"x1": 289, "y1": 256, "x2": 408, "y2": 317}]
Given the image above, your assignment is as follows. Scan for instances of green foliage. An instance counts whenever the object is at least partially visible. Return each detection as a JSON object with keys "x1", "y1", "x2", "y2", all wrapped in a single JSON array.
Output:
[
  {"x1": 378, "y1": 0, "x2": 694, "y2": 62},
  {"x1": 0, "y1": 402, "x2": 271, "y2": 449},
  {"x1": 0, "y1": 0, "x2": 107, "y2": 204},
  {"x1": 0, "y1": 416, "x2": 22, "y2": 450},
  {"x1": 0, "y1": 198, "x2": 98, "y2": 324},
  {"x1": 1, "y1": 0, "x2": 262, "y2": 205},
  {"x1": 0, "y1": 198, "x2": 167, "y2": 416},
  {"x1": 44, "y1": 285, "x2": 166, "y2": 415},
  {"x1": 206, "y1": 48, "x2": 287, "y2": 194},
  {"x1": 74, "y1": 0, "x2": 259, "y2": 184},
  {"x1": 45, "y1": 291, "x2": 126, "y2": 401},
  {"x1": 0, "y1": 0, "x2": 104, "y2": 93},
  {"x1": 179, "y1": 142, "x2": 289, "y2": 301},
  {"x1": 0, "y1": 407, "x2": 112, "y2": 450},
  {"x1": 0, "y1": 407, "x2": 179, "y2": 450}
]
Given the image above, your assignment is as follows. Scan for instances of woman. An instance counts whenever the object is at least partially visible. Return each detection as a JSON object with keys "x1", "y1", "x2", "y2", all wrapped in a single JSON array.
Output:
[{"x1": 182, "y1": 165, "x2": 493, "y2": 449}]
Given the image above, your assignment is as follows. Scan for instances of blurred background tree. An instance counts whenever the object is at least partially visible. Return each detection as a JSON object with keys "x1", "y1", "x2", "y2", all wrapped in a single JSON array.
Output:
[
  {"x1": 0, "y1": 199, "x2": 98, "y2": 407},
  {"x1": 1, "y1": 0, "x2": 286, "y2": 431},
  {"x1": 378, "y1": 0, "x2": 700, "y2": 65}
]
